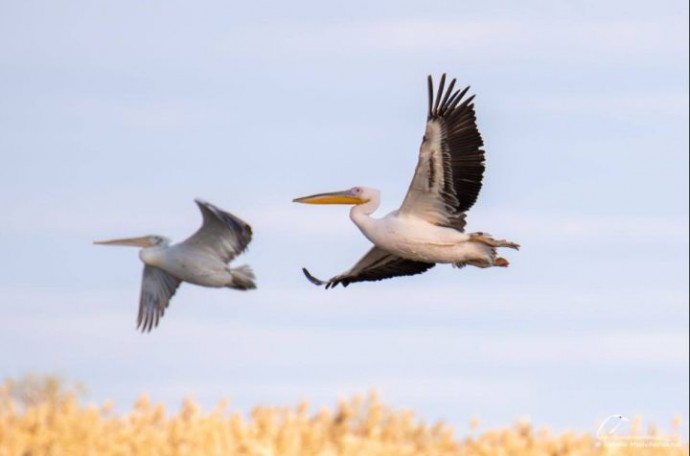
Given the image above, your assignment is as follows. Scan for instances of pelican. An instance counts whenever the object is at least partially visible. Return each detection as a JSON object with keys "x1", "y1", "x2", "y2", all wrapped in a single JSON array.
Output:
[
  {"x1": 95, "y1": 199, "x2": 255, "y2": 332},
  {"x1": 294, "y1": 74, "x2": 519, "y2": 288}
]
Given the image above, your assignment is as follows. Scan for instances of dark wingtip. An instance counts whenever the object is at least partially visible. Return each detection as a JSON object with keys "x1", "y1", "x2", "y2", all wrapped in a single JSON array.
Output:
[
  {"x1": 302, "y1": 268, "x2": 326, "y2": 286},
  {"x1": 136, "y1": 311, "x2": 158, "y2": 333},
  {"x1": 137, "y1": 320, "x2": 151, "y2": 334},
  {"x1": 193, "y1": 198, "x2": 211, "y2": 211},
  {"x1": 432, "y1": 73, "x2": 446, "y2": 115}
]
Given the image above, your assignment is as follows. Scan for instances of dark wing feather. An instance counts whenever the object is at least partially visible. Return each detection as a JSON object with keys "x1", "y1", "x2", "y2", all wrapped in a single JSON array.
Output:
[
  {"x1": 180, "y1": 199, "x2": 253, "y2": 263},
  {"x1": 137, "y1": 265, "x2": 181, "y2": 332},
  {"x1": 400, "y1": 74, "x2": 486, "y2": 231},
  {"x1": 303, "y1": 247, "x2": 435, "y2": 289}
]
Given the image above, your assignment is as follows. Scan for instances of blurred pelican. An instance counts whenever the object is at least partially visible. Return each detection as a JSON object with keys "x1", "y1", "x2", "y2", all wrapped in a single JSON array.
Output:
[
  {"x1": 95, "y1": 199, "x2": 255, "y2": 332},
  {"x1": 294, "y1": 74, "x2": 519, "y2": 288}
]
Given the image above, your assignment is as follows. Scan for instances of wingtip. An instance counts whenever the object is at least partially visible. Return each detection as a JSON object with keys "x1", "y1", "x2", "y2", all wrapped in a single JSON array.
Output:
[
  {"x1": 194, "y1": 198, "x2": 209, "y2": 207},
  {"x1": 302, "y1": 268, "x2": 326, "y2": 286},
  {"x1": 136, "y1": 312, "x2": 158, "y2": 333},
  {"x1": 136, "y1": 321, "x2": 150, "y2": 333}
]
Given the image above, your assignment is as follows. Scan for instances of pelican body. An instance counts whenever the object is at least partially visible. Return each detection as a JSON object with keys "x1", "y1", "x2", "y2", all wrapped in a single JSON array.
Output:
[
  {"x1": 138, "y1": 239, "x2": 252, "y2": 288},
  {"x1": 95, "y1": 199, "x2": 255, "y2": 331},
  {"x1": 345, "y1": 190, "x2": 492, "y2": 264},
  {"x1": 294, "y1": 74, "x2": 519, "y2": 288}
]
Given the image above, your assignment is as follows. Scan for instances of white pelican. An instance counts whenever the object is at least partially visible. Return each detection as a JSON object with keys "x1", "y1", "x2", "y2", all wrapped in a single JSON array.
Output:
[
  {"x1": 294, "y1": 74, "x2": 519, "y2": 288},
  {"x1": 95, "y1": 199, "x2": 255, "y2": 332}
]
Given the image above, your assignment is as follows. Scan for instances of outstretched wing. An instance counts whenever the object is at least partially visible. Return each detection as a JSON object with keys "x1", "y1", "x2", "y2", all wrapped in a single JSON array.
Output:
[
  {"x1": 137, "y1": 265, "x2": 181, "y2": 332},
  {"x1": 180, "y1": 199, "x2": 253, "y2": 263},
  {"x1": 399, "y1": 74, "x2": 485, "y2": 231},
  {"x1": 303, "y1": 247, "x2": 435, "y2": 289}
]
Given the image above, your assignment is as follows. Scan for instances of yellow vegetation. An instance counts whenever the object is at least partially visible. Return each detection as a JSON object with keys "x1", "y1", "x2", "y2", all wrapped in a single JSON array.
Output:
[{"x1": 0, "y1": 376, "x2": 686, "y2": 456}]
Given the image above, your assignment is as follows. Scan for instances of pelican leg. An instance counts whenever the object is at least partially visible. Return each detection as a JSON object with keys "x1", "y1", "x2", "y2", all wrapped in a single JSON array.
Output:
[
  {"x1": 493, "y1": 257, "x2": 510, "y2": 267},
  {"x1": 469, "y1": 232, "x2": 520, "y2": 250}
]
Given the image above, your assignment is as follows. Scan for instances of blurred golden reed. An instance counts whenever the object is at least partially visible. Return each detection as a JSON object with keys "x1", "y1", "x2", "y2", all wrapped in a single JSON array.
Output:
[{"x1": 0, "y1": 375, "x2": 687, "y2": 455}]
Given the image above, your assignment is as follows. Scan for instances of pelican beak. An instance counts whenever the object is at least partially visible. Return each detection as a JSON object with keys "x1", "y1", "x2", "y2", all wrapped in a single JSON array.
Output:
[
  {"x1": 93, "y1": 236, "x2": 156, "y2": 247},
  {"x1": 293, "y1": 189, "x2": 366, "y2": 205}
]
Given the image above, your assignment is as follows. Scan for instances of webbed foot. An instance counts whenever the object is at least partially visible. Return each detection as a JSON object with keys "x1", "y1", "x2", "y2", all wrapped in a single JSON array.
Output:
[{"x1": 494, "y1": 257, "x2": 510, "y2": 267}]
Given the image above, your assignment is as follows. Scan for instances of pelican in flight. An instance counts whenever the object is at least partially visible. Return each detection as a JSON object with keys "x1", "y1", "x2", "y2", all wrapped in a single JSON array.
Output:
[
  {"x1": 95, "y1": 199, "x2": 255, "y2": 331},
  {"x1": 294, "y1": 74, "x2": 519, "y2": 288}
]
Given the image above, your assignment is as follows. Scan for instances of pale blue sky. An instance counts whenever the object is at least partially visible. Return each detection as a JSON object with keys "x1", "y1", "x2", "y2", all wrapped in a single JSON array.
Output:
[{"x1": 1, "y1": 0, "x2": 688, "y2": 434}]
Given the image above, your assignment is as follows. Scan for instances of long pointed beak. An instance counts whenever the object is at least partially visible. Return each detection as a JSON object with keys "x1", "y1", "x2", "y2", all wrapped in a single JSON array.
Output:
[
  {"x1": 293, "y1": 189, "x2": 365, "y2": 205},
  {"x1": 93, "y1": 236, "x2": 155, "y2": 247}
]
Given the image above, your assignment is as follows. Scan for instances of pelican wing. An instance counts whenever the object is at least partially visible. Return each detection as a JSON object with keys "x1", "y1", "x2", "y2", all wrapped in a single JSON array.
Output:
[
  {"x1": 181, "y1": 199, "x2": 253, "y2": 263},
  {"x1": 399, "y1": 74, "x2": 485, "y2": 231},
  {"x1": 137, "y1": 265, "x2": 181, "y2": 332},
  {"x1": 303, "y1": 246, "x2": 435, "y2": 289}
]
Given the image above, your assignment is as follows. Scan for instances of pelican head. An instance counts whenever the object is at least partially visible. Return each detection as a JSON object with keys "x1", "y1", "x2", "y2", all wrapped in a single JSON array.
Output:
[
  {"x1": 293, "y1": 186, "x2": 375, "y2": 205},
  {"x1": 93, "y1": 235, "x2": 170, "y2": 248}
]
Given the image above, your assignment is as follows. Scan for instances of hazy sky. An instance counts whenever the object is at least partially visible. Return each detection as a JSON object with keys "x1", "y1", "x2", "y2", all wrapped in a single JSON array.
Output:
[{"x1": 1, "y1": 0, "x2": 688, "y2": 434}]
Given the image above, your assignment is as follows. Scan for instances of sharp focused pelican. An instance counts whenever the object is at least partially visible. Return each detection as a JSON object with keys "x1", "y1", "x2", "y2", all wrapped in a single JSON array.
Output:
[
  {"x1": 294, "y1": 74, "x2": 519, "y2": 288},
  {"x1": 95, "y1": 199, "x2": 255, "y2": 332}
]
